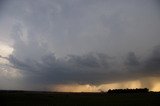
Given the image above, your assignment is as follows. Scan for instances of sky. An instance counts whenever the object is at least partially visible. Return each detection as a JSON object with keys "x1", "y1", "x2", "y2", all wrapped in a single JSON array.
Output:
[{"x1": 0, "y1": 0, "x2": 160, "y2": 92}]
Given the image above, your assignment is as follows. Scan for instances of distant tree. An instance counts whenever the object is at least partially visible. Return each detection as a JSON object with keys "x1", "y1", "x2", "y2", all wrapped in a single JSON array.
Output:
[{"x1": 107, "y1": 88, "x2": 149, "y2": 93}]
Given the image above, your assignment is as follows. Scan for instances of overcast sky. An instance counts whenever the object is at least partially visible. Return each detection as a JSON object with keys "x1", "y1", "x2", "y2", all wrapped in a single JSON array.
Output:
[{"x1": 0, "y1": 0, "x2": 160, "y2": 91}]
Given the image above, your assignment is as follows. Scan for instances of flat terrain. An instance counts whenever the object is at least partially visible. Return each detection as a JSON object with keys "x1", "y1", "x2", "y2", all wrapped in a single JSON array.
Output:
[{"x1": 1, "y1": 90, "x2": 160, "y2": 106}]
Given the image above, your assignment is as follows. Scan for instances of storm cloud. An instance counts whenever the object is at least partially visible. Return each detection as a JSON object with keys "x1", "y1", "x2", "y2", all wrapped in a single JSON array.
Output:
[
  {"x1": 8, "y1": 45, "x2": 160, "y2": 87},
  {"x1": 0, "y1": 0, "x2": 160, "y2": 91}
]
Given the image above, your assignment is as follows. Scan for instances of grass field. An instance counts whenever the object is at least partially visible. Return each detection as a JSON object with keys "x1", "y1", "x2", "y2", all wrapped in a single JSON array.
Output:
[{"x1": 1, "y1": 90, "x2": 160, "y2": 106}]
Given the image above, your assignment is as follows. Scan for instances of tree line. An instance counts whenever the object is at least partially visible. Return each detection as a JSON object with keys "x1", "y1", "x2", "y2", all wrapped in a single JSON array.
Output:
[{"x1": 107, "y1": 88, "x2": 149, "y2": 93}]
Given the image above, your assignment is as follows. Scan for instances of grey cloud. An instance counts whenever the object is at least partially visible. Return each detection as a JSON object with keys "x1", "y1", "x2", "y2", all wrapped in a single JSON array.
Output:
[
  {"x1": 67, "y1": 53, "x2": 110, "y2": 69},
  {"x1": 8, "y1": 45, "x2": 160, "y2": 87},
  {"x1": 9, "y1": 52, "x2": 113, "y2": 85},
  {"x1": 124, "y1": 45, "x2": 160, "y2": 77},
  {"x1": 144, "y1": 45, "x2": 160, "y2": 74},
  {"x1": 125, "y1": 52, "x2": 140, "y2": 66},
  {"x1": 6, "y1": 0, "x2": 160, "y2": 58},
  {"x1": 0, "y1": 0, "x2": 160, "y2": 90}
]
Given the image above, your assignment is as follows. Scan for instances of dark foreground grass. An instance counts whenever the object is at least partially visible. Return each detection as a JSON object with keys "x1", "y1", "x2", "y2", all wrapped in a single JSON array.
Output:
[{"x1": 0, "y1": 90, "x2": 160, "y2": 106}]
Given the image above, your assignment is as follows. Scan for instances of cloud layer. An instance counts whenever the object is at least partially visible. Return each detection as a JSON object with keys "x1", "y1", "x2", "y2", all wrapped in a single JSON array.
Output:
[{"x1": 0, "y1": 0, "x2": 160, "y2": 91}]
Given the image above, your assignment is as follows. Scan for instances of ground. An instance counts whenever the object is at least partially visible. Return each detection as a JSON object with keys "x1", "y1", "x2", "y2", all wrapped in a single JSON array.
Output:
[{"x1": 1, "y1": 90, "x2": 160, "y2": 106}]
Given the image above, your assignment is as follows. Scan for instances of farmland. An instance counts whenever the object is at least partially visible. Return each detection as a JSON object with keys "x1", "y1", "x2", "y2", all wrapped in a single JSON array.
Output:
[{"x1": 1, "y1": 90, "x2": 160, "y2": 106}]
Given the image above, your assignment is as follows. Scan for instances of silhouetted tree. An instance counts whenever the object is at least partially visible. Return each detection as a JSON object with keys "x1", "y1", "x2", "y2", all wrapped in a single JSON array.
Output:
[{"x1": 107, "y1": 88, "x2": 149, "y2": 93}]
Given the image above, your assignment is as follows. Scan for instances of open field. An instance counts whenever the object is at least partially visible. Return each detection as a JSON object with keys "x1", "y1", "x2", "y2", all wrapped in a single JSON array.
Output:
[{"x1": 1, "y1": 90, "x2": 160, "y2": 106}]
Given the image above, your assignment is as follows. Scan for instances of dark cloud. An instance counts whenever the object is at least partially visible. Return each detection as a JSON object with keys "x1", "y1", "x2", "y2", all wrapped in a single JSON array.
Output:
[
  {"x1": 67, "y1": 53, "x2": 110, "y2": 68},
  {"x1": 8, "y1": 45, "x2": 160, "y2": 88},
  {"x1": 0, "y1": 0, "x2": 7, "y2": 11},
  {"x1": 125, "y1": 52, "x2": 139, "y2": 66},
  {"x1": 9, "y1": 53, "x2": 112, "y2": 85},
  {"x1": 0, "y1": 0, "x2": 160, "y2": 90},
  {"x1": 144, "y1": 45, "x2": 160, "y2": 74},
  {"x1": 124, "y1": 52, "x2": 141, "y2": 72}
]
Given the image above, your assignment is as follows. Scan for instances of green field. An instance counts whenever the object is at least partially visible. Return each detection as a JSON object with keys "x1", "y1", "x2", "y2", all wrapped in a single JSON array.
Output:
[{"x1": 1, "y1": 91, "x2": 160, "y2": 106}]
